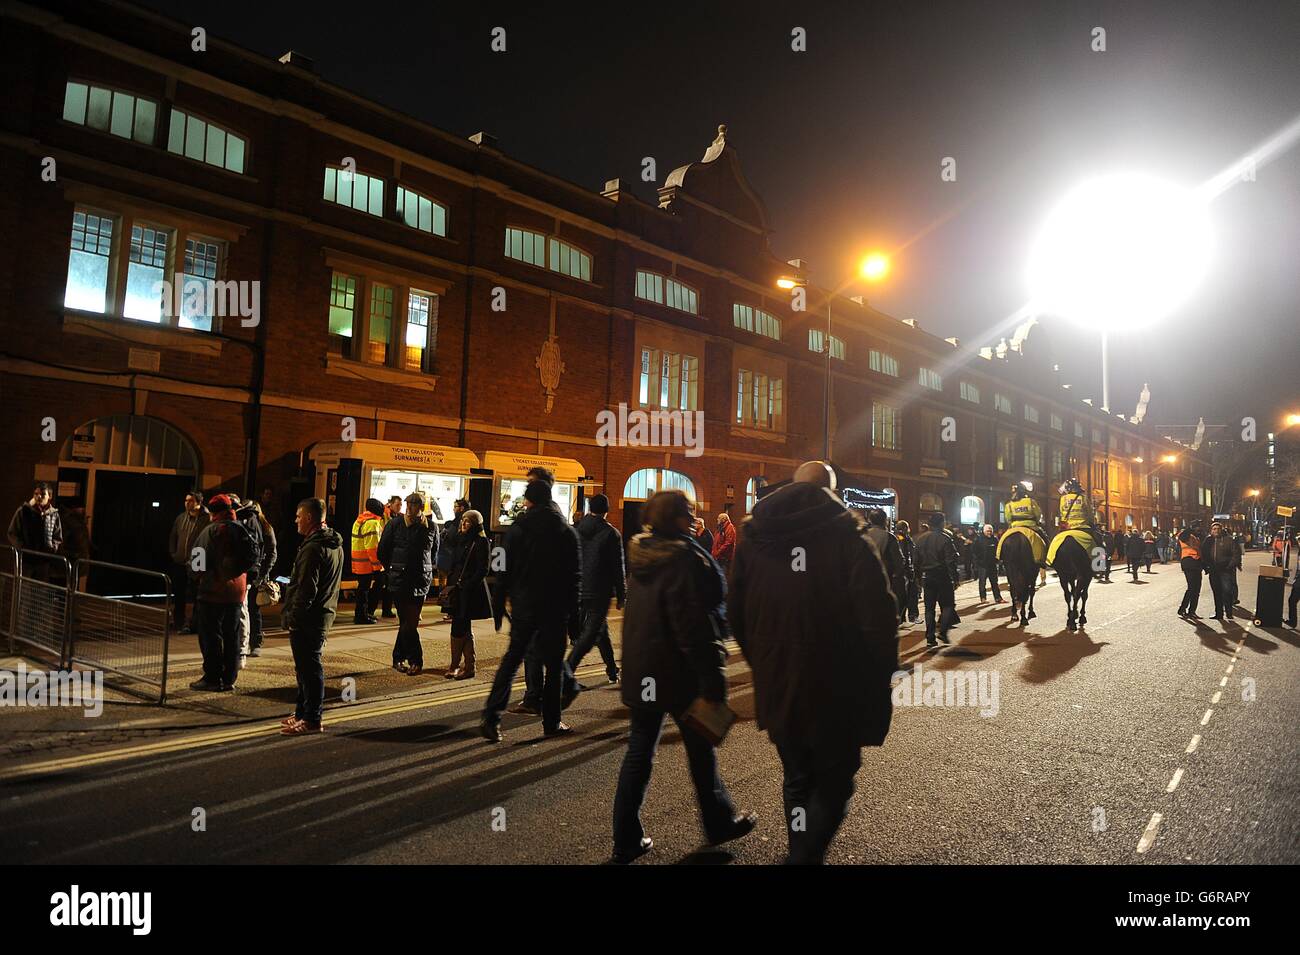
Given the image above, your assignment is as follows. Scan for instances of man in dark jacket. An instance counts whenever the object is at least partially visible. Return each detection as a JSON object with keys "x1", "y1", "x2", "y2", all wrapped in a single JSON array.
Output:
[
  {"x1": 281, "y1": 497, "x2": 344, "y2": 734},
  {"x1": 864, "y1": 509, "x2": 904, "y2": 624},
  {"x1": 481, "y1": 480, "x2": 580, "y2": 741},
  {"x1": 611, "y1": 489, "x2": 756, "y2": 864},
  {"x1": 730, "y1": 471, "x2": 898, "y2": 865},
  {"x1": 914, "y1": 512, "x2": 959, "y2": 647},
  {"x1": 972, "y1": 524, "x2": 1003, "y2": 603},
  {"x1": 167, "y1": 490, "x2": 209, "y2": 632},
  {"x1": 1203, "y1": 521, "x2": 1242, "y2": 620},
  {"x1": 564, "y1": 493, "x2": 624, "y2": 695},
  {"x1": 1125, "y1": 528, "x2": 1146, "y2": 581},
  {"x1": 895, "y1": 520, "x2": 920, "y2": 623},
  {"x1": 188, "y1": 495, "x2": 257, "y2": 691}
]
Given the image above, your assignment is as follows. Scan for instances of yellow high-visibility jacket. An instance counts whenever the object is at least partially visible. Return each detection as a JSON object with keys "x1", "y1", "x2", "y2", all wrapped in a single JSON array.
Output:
[
  {"x1": 350, "y1": 511, "x2": 384, "y2": 575},
  {"x1": 1059, "y1": 492, "x2": 1095, "y2": 529},
  {"x1": 1005, "y1": 497, "x2": 1042, "y2": 527}
]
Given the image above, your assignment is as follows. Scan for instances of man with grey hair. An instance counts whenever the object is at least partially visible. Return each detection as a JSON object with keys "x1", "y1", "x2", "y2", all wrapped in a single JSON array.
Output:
[{"x1": 973, "y1": 523, "x2": 1003, "y2": 604}]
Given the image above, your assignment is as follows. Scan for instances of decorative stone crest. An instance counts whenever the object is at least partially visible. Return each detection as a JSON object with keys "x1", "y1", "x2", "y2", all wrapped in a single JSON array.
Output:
[{"x1": 536, "y1": 334, "x2": 564, "y2": 414}]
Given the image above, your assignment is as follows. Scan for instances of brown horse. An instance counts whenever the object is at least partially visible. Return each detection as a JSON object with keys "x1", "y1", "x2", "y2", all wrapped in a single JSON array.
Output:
[
  {"x1": 1000, "y1": 531, "x2": 1038, "y2": 626},
  {"x1": 1051, "y1": 534, "x2": 1094, "y2": 631}
]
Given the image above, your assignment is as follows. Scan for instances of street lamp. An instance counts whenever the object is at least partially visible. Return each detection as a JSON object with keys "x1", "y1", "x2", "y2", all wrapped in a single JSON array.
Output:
[
  {"x1": 1026, "y1": 173, "x2": 1213, "y2": 412},
  {"x1": 777, "y1": 253, "x2": 890, "y2": 459}
]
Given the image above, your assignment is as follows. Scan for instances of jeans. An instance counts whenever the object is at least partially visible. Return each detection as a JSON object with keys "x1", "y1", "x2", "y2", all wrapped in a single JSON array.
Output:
[
  {"x1": 612, "y1": 707, "x2": 737, "y2": 852},
  {"x1": 195, "y1": 600, "x2": 241, "y2": 685},
  {"x1": 483, "y1": 615, "x2": 570, "y2": 731},
  {"x1": 1208, "y1": 569, "x2": 1237, "y2": 617},
  {"x1": 977, "y1": 564, "x2": 1001, "y2": 601},
  {"x1": 771, "y1": 734, "x2": 861, "y2": 865},
  {"x1": 393, "y1": 594, "x2": 425, "y2": 666},
  {"x1": 1178, "y1": 560, "x2": 1203, "y2": 615},
  {"x1": 290, "y1": 627, "x2": 327, "y2": 724},
  {"x1": 246, "y1": 587, "x2": 264, "y2": 651},
  {"x1": 564, "y1": 599, "x2": 619, "y2": 694},
  {"x1": 922, "y1": 569, "x2": 956, "y2": 640}
]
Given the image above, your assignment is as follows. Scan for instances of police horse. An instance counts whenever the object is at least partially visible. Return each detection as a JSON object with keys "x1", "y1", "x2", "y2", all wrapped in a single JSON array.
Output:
[
  {"x1": 1050, "y1": 534, "x2": 1094, "y2": 631},
  {"x1": 1000, "y1": 532, "x2": 1039, "y2": 627}
]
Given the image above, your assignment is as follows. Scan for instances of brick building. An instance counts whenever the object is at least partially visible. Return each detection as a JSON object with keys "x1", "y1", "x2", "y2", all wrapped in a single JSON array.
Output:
[{"x1": 0, "y1": 0, "x2": 1215, "y2": 577}]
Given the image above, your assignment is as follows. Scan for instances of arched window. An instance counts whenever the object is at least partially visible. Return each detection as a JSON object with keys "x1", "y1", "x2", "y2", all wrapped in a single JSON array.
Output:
[
  {"x1": 60, "y1": 414, "x2": 198, "y2": 471},
  {"x1": 622, "y1": 468, "x2": 697, "y2": 502},
  {"x1": 919, "y1": 492, "x2": 943, "y2": 514},
  {"x1": 959, "y1": 495, "x2": 984, "y2": 526},
  {"x1": 745, "y1": 476, "x2": 767, "y2": 513},
  {"x1": 881, "y1": 488, "x2": 898, "y2": 522}
]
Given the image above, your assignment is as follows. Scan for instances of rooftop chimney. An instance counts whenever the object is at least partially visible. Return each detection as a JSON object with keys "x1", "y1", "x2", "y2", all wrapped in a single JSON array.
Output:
[
  {"x1": 468, "y1": 131, "x2": 498, "y2": 149},
  {"x1": 902, "y1": 318, "x2": 918, "y2": 328},
  {"x1": 944, "y1": 337, "x2": 959, "y2": 347},
  {"x1": 601, "y1": 179, "x2": 622, "y2": 200}
]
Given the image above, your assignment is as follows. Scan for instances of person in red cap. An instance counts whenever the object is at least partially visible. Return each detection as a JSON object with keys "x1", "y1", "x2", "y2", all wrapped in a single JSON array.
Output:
[{"x1": 188, "y1": 494, "x2": 258, "y2": 691}]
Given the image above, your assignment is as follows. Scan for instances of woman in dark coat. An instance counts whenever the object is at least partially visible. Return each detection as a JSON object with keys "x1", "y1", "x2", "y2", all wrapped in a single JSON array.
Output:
[
  {"x1": 610, "y1": 489, "x2": 755, "y2": 865},
  {"x1": 377, "y1": 491, "x2": 437, "y2": 675},
  {"x1": 446, "y1": 509, "x2": 492, "y2": 680}
]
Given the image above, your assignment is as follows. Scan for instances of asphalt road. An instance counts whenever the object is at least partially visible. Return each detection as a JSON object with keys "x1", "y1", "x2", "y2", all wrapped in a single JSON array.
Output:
[{"x1": 2, "y1": 553, "x2": 1297, "y2": 865}]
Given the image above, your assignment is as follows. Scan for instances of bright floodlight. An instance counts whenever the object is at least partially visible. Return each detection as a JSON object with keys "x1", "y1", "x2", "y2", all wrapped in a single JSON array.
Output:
[
  {"x1": 1026, "y1": 174, "x2": 1212, "y2": 330},
  {"x1": 860, "y1": 253, "x2": 890, "y2": 282}
]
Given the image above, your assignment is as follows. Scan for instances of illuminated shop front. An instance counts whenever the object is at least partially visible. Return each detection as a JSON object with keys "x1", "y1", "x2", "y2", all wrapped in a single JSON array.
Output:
[{"x1": 482, "y1": 452, "x2": 589, "y2": 531}]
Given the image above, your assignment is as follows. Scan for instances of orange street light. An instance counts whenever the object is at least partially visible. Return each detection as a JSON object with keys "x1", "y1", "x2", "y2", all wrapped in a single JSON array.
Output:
[
  {"x1": 1286, "y1": 413, "x2": 1300, "y2": 427},
  {"x1": 1247, "y1": 488, "x2": 1260, "y2": 497},
  {"x1": 776, "y1": 277, "x2": 799, "y2": 290},
  {"x1": 860, "y1": 252, "x2": 890, "y2": 282},
  {"x1": 1161, "y1": 454, "x2": 1178, "y2": 464}
]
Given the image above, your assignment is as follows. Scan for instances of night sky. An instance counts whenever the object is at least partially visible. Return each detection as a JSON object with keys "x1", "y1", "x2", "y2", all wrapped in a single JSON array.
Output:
[{"x1": 138, "y1": 0, "x2": 1300, "y2": 438}]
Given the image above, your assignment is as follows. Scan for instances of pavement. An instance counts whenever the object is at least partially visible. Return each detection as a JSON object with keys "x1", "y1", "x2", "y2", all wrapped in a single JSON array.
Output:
[{"x1": 1, "y1": 552, "x2": 1297, "y2": 865}]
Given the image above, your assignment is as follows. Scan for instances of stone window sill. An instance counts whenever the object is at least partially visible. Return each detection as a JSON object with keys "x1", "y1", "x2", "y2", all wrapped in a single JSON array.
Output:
[
  {"x1": 63, "y1": 311, "x2": 223, "y2": 357},
  {"x1": 325, "y1": 354, "x2": 437, "y2": 392}
]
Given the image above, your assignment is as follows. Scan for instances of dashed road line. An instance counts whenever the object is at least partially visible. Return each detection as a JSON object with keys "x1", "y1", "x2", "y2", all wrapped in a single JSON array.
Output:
[
  {"x1": 1137, "y1": 812, "x2": 1163, "y2": 854},
  {"x1": 1200, "y1": 708, "x2": 1214, "y2": 726},
  {"x1": 1211, "y1": 690, "x2": 1222, "y2": 704},
  {"x1": 1186, "y1": 734, "x2": 1201, "y2": 754},
  {"x1": 1166, "y1": 768, "x2": 1184, "y2": 793}
]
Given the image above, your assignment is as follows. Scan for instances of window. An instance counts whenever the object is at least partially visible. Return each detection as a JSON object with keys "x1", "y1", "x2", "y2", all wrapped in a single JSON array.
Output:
[
  {"x1": 995, "y1": 393, "x2": 1012, "y2": 415},
  {"x1": 1075, "y1": 422, "x2": 1084, "y2": 439},
  {"x1": 367, "y1": 284, "x2": 394, "y2": 364},
  {"x1": 1024, "y1": 404, "x2": 1040, "y2": 423},
  {"x1": 166, "y1": 108, "x2": 246, "y2": 173},
  {"x1": 324, "y1": 166, "x2": 384, "y2": 217},
  {"x1": 1092, "y1": 428, "x2": 1102, "y2": 444},
  {"x1": 62, "y1": 81, "x2": 156, "y2": 145},
  {"x1": 737, "y1": 369, "x2": 783, "y2": 429},
  {"x1": 504, "y1": 226, "x2": 546, "y2": 267},
  {"x1": 1171, "y1": 479, "x2": 1180, "y2": 502},
  {"x1": 960, "y1": 496, "x2": 984, "y2": 525},
  {"x1": 745, "y1": 476, "x2": 768, "y2": 513},
  {"x1": 640, "y1": 347, "x2": 699, "y2": 411},
  {"x1": 1024, "y1": 440, "x2": 1044, "y2": 476},
  {"x1": 919, "y1": 492, "x2": 944, "y2": 513},
  {"x1": 921, "y1": 410, "x2": 944, "y2": 459},
  {"x1": 808, "y1": 329, "x2": 845, "y2": 359},
  {"x1": 548, "y1": 237, "x2": 592, "y2": 281},
  {"x1": 326, "y1": 271, "x2": 440, "y2": 371},
  {"x1": 870, "y1": 350, "x2": 899, "y2": 377},
  {"x1": 623, "y1": 468, "x2": 697, "y2": 501},
  {"x1": 65, "y1": 210, "x2": 115, "y2": 313},
  {"x1": 997, "y1": 432, "x2": 1016, "y2": 471},
  {"x1": 733, "y1": 303, "x2": 780, "y2": 340},
  {"x1": 63, "y1": 205, "x2": 230, "y2": 331},
  {"x1": 1050, "y1": 413, "x2": 1063, "y2": 431},
  {"x1": 1109, "y1": 435, "x2": 1118, "y2": 451},
  {"x1": 1152, "y1": 475, "x2": 1160, "y2": 497},
  {"x1": 328, "y1": 272, "x2": 359, "y2": 357},
  {"x1": 1092, "y1": 460, "x2": 1105, "y2": 489},
  {"x1": 395, "y1": 187, "x2": 447, "y2": 236},
  {"x1": 960, "y1": 381, "x2": 980, "y2": 403},
  {"x1": 180, "y1": 237, "x2": 222, "y2": 331},
  {"x1": 872, "y1": 402, "x2": 902, "y2": 450},
  {"x1": 636, "y1": 270, "x2": 698, "y2": 314},
  {"x1": 918, "y1": 367, "x2": 943, "y2": 391},
  {"x1": 123, "y1": 224, "x2": 171, "y2": 323},
  {"x1": 1051, "y1": 447, "x2": 1066, "y2": 480},
  {"x1": 404, "y1": 290, "x2": 438, "y2": 372}
]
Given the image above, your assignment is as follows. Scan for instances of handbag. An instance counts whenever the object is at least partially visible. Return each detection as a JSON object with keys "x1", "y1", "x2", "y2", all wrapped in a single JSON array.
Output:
[
  {"x1": 438, "y1": 539, "x2": 476, "y2": 613},
  {"x1": 256, "y1": 577, "x2": 281, "y2": 607}
]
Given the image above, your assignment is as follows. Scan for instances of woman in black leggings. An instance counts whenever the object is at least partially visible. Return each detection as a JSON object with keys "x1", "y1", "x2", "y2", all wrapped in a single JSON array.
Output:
[{"x1": 1177, "y1": 526, "x2": 1204, "y2": 619}]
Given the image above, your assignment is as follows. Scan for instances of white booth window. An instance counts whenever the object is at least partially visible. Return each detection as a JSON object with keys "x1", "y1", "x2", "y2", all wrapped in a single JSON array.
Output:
[{"x1": 370, "y1": 468, "x2": 463, "y2": 524}]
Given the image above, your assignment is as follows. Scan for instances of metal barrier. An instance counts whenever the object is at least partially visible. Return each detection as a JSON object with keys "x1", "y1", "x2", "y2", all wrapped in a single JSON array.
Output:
[
  {"x1": 12, "y1": 549, "x2": 72, "y2": 667},
  {"x1": 0, "y1": 545, "x2": 16, "y2": 649},
  {"x1": 67, "y1": 560, "x2": 171, "y2": 703}
]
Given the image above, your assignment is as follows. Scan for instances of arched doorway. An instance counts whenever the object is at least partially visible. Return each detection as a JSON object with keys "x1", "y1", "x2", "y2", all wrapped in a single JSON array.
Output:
[
  {"x1": 59, "y1": 415, "x2": 200, "y2": 579},
  {"x1": 960, "y1": 495, "x2": 985, "y2": 527},
  {"x1": 621, "y1": 467, "x2": 698, "y2": 535}
]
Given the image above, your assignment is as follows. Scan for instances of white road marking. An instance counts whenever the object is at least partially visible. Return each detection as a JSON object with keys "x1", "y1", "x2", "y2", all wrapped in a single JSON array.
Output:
[
  {"x1": 1211, "y1": 690, "x2": 1222, "y2": 704},
  {"x1": 1226, "y1": 664, "x2": 1234, "y2": 674},
  {"x1": 1137, "y1": 813, "x2": 1163, "y2": 854},
  {"x1": 1186, "y1": 735, "x2": 1201, "y2": 754},
  {"x1": 1166, "y1": 768, "x2": 1184, "y2": 793},
  {"x1": 1220, "y1": 676, "x2": 1228, "y2": 687},
  {"x1": 1201, "y1": 708, "x2": 1214, "y2": 726}
]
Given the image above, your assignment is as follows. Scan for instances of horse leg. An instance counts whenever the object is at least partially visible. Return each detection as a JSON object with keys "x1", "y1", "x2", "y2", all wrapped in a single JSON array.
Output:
[
  {"x1": 1078, "y1": 584, "x2": 1089, "y2": 628},
  {"x1": 1027, "y1": 583, "x2": 1037, "y2": 621}
]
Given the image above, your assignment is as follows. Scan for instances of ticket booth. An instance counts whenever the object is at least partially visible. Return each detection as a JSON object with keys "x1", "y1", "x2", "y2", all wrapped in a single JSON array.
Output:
[
  {"x1": 308, "y1": 440, "x2": 480, "y2": 552},
  {"x1": 481, "y1": 452, "x2": 589, "y2": 532}
]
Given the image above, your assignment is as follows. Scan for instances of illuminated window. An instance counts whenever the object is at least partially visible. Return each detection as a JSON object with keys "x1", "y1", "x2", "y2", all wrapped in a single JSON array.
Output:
[
  {"x1": 872, "y1": 402, "x2": 902, "y2": 450},
  {"x1": 328, "y1": 272, "x2": 359, "y2": 357},
  {"x1": 405, "y1": 290, "x2": 438, "y2": 372},
  {"x1": 995, "y1": 393, "x2": 1012, "y2": 415},
  {"x1": 918, "y1": 367, "x2": 943, "y2": 391},
  {"x1": 1050, "y1": 413, "x2": 1063, "y2": 431},
  {"x1": 504, "y1": 226, "x2": 546, "y2": 267},
  {"x1": 737, "y1": 369, "x2": 783, "y2": 428},
  {"x1": 960, "y1": 381, "x2": 980, "y2": 403},
  {"x1": 808, "y1": 329, "x2": 845, "y2": 359},
  {"x1": 63, "y1": 80, "x2": 156, "y2": 145},
  {"x1": 323, "y1": 166, "x2": 384, "y2": 217},
  {"x1": 179, "y1": 237, "x2": 223, "y2": 331},
  {"x1": 548, "y1": 237, "x2": 592, "y2": 281},
  {"x1": 65, "y1": 210, "x2": 115, "y2": 313},
  {"x1": 733, "y1": 303, "x2": 781, "y2": 340},
  {"x1": 396, "y1": 186, "x2": 447, "y2": 236},
  {"x1": 745, "y1": 476, "x2": 768, "y2": 513},
  {"x1": 124, "y1": 224, "x2": 171, "y2": 323},
  {"x1": 997, "y1": 432, "x2": 1016, "y2": 471},
  {"x1": 1024, "y1": 404, "x2": 1040, "y2": 423},
  {"x1": 167, "y1": 108, "x2": 246, "y2": 173},
  {"x1": 870, "y1": 350, "x2": 899, "y2": 377},
  {"x1": 640, "y1": 347, "x2": 699, "y2": 410},
  {"x1": 1024, "y1": 440, "x2": 1044, "y2": 475},
  {"x1": 623, "y1": 468, "x2": 697, "y2": 501},
  {"x1": 367, "y1": 284, "x2": 394, "y2": 364}
]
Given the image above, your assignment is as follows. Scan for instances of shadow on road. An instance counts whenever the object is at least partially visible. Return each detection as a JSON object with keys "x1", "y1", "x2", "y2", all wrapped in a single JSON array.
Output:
[{"x1": 1018, "y1": 628, "x2": 1107, "y2": 684}]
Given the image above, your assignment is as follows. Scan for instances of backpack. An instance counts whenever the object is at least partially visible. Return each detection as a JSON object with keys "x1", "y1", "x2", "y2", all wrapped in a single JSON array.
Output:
[{"x1": 218, "y1": 519, "x2": 259, "y2": 581}]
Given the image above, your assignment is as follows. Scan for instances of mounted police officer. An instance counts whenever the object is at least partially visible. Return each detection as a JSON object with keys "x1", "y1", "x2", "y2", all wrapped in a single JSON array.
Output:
[
  {"x1": 1058, "y1": 477, "x2": 1101, "y2": 550},
  {"x1": 1004, "y1": 482, "x2": 1047, "y2": 565}
]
